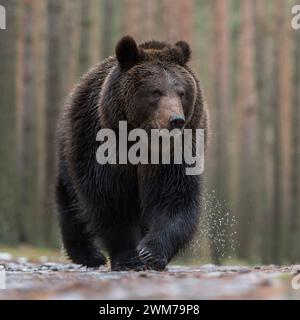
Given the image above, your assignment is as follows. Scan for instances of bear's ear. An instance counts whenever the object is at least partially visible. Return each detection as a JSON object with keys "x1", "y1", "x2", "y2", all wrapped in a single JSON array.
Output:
[
  {"x1": 175, "y1": 41, "x2": 191, "y2": 64},
  {"x1": 116, "y1": 36, "x2": 140, "y2": 71}
]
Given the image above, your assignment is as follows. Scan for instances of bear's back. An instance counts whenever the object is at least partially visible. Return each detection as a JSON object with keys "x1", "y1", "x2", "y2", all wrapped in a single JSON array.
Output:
[{"x1": 57, "y1": 56, "x2": 117, "y2": 160}]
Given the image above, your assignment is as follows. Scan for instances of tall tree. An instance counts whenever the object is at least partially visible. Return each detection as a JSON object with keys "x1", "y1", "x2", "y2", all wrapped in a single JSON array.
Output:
[
  {"x1": 289, "y1": 20, "x2": 300, "y2": 262},
  {"x1": 90, "y1": 0, "x2": 102, "y2": 65},
  {"x1": 124, "y1": 0, "x2": 142, "y2": 42},
  {"x1": 44, "y1": 0, "x2": 64, "y2": 245},
  {"x1": 143, "y1": 0, "x2": 157, "y2": 40},
  {"x1": 210, "y1": 0, "x2": 230, "y2": 263},
  {"x1": 254, "y1": 0, "x2": 273, "y2": 263},
  {"x1": 236, "y1": 0, "x2": 258, "y2": 261},
  {"x1": 78, "y1": 0, "x2": 92, "y2": 75},
  {"x1": 162, "y1": 0, "x2": 180, "y2": 42},
  {"x1": 16, "y1": 0, "x2": 38, "y2": 243},
  {"x1": 271, "y1": 0, "x2": 293, "y2": 263},
  {"x1": 101, "y1": 0, "x2": 114, "y2": 57},
  {"x1": 0, "y1": 0, "x2": 18, "y2": 243},
  {"x1": 178, "y1": 0, "x2": 194, "y2": 44},
  {"x1": 33, "y1": 0, "x2": 48, "y2": 244},
  {"x1": 78, "y1": 0, "x2": 102, "y2": 74},
  {"x1": 61, "y1": 0, "x2": 81, "y2": 93}
]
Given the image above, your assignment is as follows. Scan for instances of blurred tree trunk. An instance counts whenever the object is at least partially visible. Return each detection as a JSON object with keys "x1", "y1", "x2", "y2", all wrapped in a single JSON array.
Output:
[
  {"x1": 178, "y1": 0, "x2": 194, "y2": 44},
  {"x1": 78, "y1": 0, "x2": 102, "y2": 74},
  {"x1": 289, "y1": 24, "x2": 300, "y2": 262},
  {"x1": 78, "y1": 0, "x2": 92, "y2": 75},
  {"x1": 90, "y1": 0, "x2": 102, "y2": 65},
  {"x1": 0, "y1": 0, "x2": 18, "y2": 243},
  {"x1": 143, "y1": 0, "x2": 157, "y2": 40},
  {"x1": 277, "y1": 1, "x2": 292, "y2": 262},
  {"x1": 124, "y1": 0, "x2": 142, "y2": 42},
  {"x1": 162, "y1": 0, "x2": 180, "y2": 42},
  {"x1": 33, "y1": 0, "x2": 47, "y2": 244},
  {"x1": 271, "y1": 0, "x2": 292, "y2": 264},
  {"x1": 236, "y1": 0, "x2": 258, "y2": 261},
  {"x1": 44, "y1": 0, "x2": 64, "y2": 246},
  {"x1": 101, "y1": 0, "x2": 114, "y2": 58},
  {"x1": 61, "y1": 0, "x2": 81, "y2": 93},
  {"x1": 16, "y1": 0, "x2": 38, "y2": 243},
  {"x1": 254, "y1": 0, "x2": 273, "y2": 263},
  {"x1": 210, "y1": 0, "x2": 230, "y2": 264}
]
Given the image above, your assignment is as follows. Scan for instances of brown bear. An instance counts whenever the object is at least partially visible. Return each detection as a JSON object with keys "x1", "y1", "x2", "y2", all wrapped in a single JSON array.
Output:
[{"x1": 55, "y1": 36, "x2": 209, "y2": 271}]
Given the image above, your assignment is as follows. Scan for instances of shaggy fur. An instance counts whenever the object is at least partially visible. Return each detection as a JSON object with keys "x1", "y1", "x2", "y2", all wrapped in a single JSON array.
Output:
[{"x1": 55, "y1": 36, "x2": 209, "y2": 271}]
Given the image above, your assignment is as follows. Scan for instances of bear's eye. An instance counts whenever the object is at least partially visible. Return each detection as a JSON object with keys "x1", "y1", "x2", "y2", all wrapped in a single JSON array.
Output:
[
  {"x1": 151, "y1": 89, "x2": 163, "y2": 98},
  {"x1": 177, "y1": 90, "x2": 185, "y2": 99}
]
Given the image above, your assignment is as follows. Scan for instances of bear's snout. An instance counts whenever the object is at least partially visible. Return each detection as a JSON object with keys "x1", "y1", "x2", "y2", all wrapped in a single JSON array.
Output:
[
  {"x1": 169, "y1": 114, "x2": 185, "y2": 130},
  {"x1": 154, "y1": 96, "x2": 184, "y2": 130}
]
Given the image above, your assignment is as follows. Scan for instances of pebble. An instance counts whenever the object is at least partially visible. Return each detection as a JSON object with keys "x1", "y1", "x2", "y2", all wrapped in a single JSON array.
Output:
[{"x1": 0, "y1": 252, "x2": 12, "y2": 260}]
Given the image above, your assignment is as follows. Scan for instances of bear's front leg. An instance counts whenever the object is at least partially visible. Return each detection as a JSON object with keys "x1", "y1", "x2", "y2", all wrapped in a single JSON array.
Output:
[
  {"x1": 105, "y1": 223, "x2": 146, "y2": 271},
  {"x1": 137, "y1": 165, "x2": 202, "y2": 271}
]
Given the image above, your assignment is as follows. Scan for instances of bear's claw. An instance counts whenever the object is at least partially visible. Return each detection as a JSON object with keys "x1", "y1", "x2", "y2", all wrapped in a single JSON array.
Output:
[
  {"x1": 70, "y1": 251, "x2": 107, "y2": 268},
  {"x1": 138, "y1": 247, "x2": 168, "y2": 271},
  {"x1": 111, "y1": 255, "x2": 146, "y2": 271}
]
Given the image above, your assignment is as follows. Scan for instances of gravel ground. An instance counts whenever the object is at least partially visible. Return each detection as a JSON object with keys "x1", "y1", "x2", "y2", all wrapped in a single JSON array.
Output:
[{"x1": 0, "y1": 261, "x2": 299, "y2": 299}]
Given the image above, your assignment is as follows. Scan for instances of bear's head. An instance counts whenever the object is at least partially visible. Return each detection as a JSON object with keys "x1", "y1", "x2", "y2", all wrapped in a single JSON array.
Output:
[{"x1": 100, "y1": 36, "x2": 198, "y2": 132}]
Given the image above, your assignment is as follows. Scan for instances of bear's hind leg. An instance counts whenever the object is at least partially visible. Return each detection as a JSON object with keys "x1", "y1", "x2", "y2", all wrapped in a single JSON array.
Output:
[
  {"x1": 56, "y1": 171, "x2": 106, "y2": 268},
  {"x1": 59, "y1": 212, "x2": 107, "y2": 268}
]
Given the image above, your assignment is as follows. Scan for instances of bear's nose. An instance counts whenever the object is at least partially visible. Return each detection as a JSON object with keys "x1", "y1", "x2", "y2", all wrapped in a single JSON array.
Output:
[{"x1": 169, "y1": 115, "x2": 185, "y2": 129}]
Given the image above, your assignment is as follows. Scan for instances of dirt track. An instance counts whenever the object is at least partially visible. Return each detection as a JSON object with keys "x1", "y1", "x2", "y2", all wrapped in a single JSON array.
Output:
[{"x1": 0, "y1": 261, "x2": 299, "y2": 299}]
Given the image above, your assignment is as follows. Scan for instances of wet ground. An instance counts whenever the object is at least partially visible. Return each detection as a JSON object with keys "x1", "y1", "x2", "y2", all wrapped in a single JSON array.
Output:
[{"x1": 0, "y1": 260, "x2": 299, "y2": 299}]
